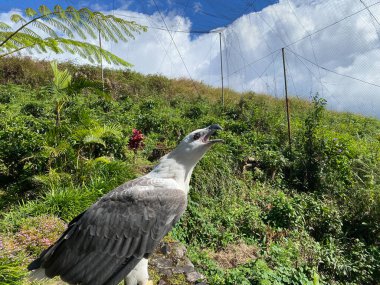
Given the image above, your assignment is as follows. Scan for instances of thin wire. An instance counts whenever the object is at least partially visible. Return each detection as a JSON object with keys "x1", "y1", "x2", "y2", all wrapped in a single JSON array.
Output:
[
  {"x1": 286, "y1": 48, "x2": 380, "y2": 89},
  {"x1": 225, "y1": 27, "x2": 249, "y2": 90},
  {"x1": 248, "y1": 7, "x2": 279, "y2": 95},
  {"x1": 151, "y1": 0, "x2": 200, "y2": 95},
  {"x1": 113, "y1": 13, "x2": 219, "y2": 34},
  {"x1": 170, "y1": 0, "x2": 191, "y2": 76},
  {"x1": 287, "y1": 49, "x2": 344, "y2": 107},
  {"x1": 228, "y1": 49, "x2": 281, "y2": 77},
  {"x1": 285, "y1": 0, "x2": 323, "y2": 96},
  {"x1": 288, "y1": 48, "x2": 330, "y2": 93},
  {"x1": 359, "y1": 0, "x2": 380, "y2": 26},
  {"x1": 144, "y1": 14, "x2": 176, "y2": 73},
  {"x1": 286, "y1": 1, "x2": 380, "y2": 48},
  {"x1": 251, "y1": 2, "x2": 288, "y2": 47},
  {"x1": 256, "y1": 51, "x2": 281, "y2": 94},
  {"x1": 283, "y1": 50, "x2": 298, "y2": 97}
]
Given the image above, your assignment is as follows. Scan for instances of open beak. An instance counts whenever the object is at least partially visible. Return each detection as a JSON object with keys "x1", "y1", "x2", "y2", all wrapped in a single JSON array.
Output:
[{"x1": 203, "y1": 124, "x2": 224, "y2": 144}]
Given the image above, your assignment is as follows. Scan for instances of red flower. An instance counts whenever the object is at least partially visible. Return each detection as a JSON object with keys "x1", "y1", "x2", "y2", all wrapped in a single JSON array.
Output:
[{"x1": 128, "y1": 129, "x2": 145, "y2": 151}]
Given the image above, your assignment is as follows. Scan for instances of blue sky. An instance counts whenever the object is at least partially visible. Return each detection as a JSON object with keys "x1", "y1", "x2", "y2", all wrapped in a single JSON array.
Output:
[{"x1": 1, "y1": 0, "x2": 278, "y2": 32}]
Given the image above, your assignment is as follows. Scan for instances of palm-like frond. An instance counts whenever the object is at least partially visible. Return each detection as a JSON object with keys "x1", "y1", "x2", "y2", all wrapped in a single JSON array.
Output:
[
  {"x1": 41, "y1": 141, "x2": 71, "y2": 158},
  {"x1": 51, "y1": 61, "x2": 72, "y2": 90},
  {"x1": 0, "y1": 22, "x2": 11, "y2": 31},
  {"x1": 0, "y1": 5, "x2": 146, "y2": 66}
]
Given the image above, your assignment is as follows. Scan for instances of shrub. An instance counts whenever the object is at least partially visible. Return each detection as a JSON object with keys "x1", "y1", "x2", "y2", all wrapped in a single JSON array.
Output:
[
  {"x1": 263, "y1": 192, "x2": 300, "y2": 230},
  {"x1": 13, "y1": 215, "x2": 66, "y2": 255},
  {"x1": 21, "y1": 102, "x2": 45, "y2": 118}
]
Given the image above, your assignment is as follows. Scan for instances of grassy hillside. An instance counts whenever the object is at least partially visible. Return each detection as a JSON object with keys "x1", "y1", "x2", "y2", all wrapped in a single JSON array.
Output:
[{"x1": 0, "y1": 57, "x2": 379, "y2": 285}]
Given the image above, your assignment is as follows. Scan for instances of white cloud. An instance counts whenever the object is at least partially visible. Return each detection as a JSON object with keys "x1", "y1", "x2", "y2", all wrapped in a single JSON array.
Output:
[{"x1": 2, "y1": 0, "x2": 380, "y2": 118}]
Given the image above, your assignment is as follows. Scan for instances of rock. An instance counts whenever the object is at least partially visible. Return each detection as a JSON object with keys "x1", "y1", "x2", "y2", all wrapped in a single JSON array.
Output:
[
  {"x1": 160, "y1": 243, "x2": 171, "y2": 255},
  {"x1": 172, "y1": 264, "x2": 194, "y2": 274},
  {"x1": 176, "y1": 256, "x2": 193, "y2": 268},
  {"x1": 151, "y1": 257, "x2": 174, "y2": 269},
  {"x1": 172, "y1": 243, "x2": 187, "y2": 258},
  {"x1": 186, "y1": 272, "x2": 205, "y2": 283},
  {"x1": 149, "y1": 240, "x2": 207, "y2": 284}
]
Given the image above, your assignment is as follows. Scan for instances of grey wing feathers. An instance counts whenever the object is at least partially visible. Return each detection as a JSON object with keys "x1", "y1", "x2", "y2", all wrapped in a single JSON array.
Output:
[{"x1": 28, "y1": 177, "x2": 187, "y2": 285}]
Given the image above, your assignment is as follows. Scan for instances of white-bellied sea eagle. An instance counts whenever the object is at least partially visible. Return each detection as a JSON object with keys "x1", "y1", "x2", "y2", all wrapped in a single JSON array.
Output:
[{"x1": 28, "y1": 124, "x2": 223, "y2": 285}]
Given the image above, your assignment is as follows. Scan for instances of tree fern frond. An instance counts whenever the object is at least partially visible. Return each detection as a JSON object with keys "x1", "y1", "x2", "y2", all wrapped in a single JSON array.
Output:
[
  {"x1": 78, "y1": 7, "x2": 94, "y2": 15},
  {"x1": 32, "y1": 20, "x2": 58, "y2": 38},
  {"x1": 103, "y1": 19, "x2": 125, "y2": 42},
  {"x1": 0, "y1": 22, "x2": 11, "y2": 31},
  {"x1": 39, "y1": 5, "x2": 51, "y2": 17},
  {"x1": 54, "y1": 5, "x2": 65, "y2": 18},
  {"x1": 10, "y1": 14, "x2": 25, "y2": 24},
  {"x1": 0, "y1": 6, "x2": 146, "y2": 66},
  {"x1": 56, "y1": 38, "x2": 132, "y2": 66},
  {"x1": 66, "y1": 6, "x2": 80, "y2": 21},
  {"x1": 22, "y1": 28, "x2": 42, "y2": 39},
  {"x1": 1, "y1": 40, "x2": 18, "y2": 51},
  {"x1": 60, "y1": 17, "x2": 88, "y2": 39},
  {"x1": 25, "y1": 8, "x2": 37, "y2": 18},
  {"x1": 42, "y1": 37, "x2": 63, "y2": 53},
  {"x1": 96, "y1": 15, "x2": 117, "y2": 42},
  {"x1": 76, "y1": 16, "x2": 97, "y2": 39},
  {"x1": 45, "y1": 18, "x2": 74, "y2": 38},
  {"x1": 4, "y1": 34, "x2": 33, "y2": 48},
  {"x1": 78, "y1": 20, "x2": 96, "y2": 38}
]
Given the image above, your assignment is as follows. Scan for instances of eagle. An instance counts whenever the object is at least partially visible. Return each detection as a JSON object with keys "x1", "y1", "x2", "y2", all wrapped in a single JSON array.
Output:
[{"x1": 28, "y1": 124, "x2": 223, "y2": 285}]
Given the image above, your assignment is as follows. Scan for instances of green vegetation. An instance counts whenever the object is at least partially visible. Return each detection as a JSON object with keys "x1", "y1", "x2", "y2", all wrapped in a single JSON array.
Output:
[
  {"x1": 0, "y1": 5, "x2": 146, "y2": 65},
  {"x1": 0, "y1": 57, "x2": 379, "y2": 285}
]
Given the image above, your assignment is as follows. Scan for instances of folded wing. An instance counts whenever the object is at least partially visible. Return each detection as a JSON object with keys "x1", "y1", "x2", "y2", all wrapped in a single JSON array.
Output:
[{"x1": 28, "y1": 176, "x2": 187, "y2": 285}]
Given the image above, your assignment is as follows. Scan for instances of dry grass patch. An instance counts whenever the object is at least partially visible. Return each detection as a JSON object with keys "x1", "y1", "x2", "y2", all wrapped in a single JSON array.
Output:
[{"x1": 209, "y1": 242, "x2": 259, "y2": 269}]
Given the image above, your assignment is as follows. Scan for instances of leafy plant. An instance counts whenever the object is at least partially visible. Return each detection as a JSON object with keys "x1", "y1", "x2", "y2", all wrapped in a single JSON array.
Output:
[
  {"x1": 50, "y1": 61, "x2": 72, "y2": 126},
  {"x1": 0, "y1": 5, "x2": 146, "y2": 65}
]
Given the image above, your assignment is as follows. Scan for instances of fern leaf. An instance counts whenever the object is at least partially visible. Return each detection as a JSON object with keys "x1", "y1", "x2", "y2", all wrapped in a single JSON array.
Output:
[
  {"x1": 1, "y1": 6, "x2": 146, "y2": 65},
  {"x1": 83, "y1": 134, "x2": 106, "y2": 146},
  {"x1": 54, "y1": 5, "x2": 65, "y2": 18},
  {"x1": 76, "y1": 18, "x2": 96, "y2": 39},
  {"x1": 10, "y1": 14, "x2": 24, "y2": 23},
  {"x1": 39, "y1": 5, "x2": 51, "y2": 16},
  {"x1": 56, "y1": 38, "x2": 132, "y2": 66},
  {"x1": 45, "y1": 18, "x2": 74, "y2": 38},
  {"x1": 51, "y1": 61, "x2": 72, "y2": 90},
  {"x1": 0, "y1": 22, "x2": 11, "y2": 31},
  {"x1": 60, "y1": 17, "x2": 87, "y2": 39},
  {"x1": 22, "y1": 28, "x2": 42, "y2": 39},
  {"x1": 32, "y1": 20, "x2": 58, "y2": 38},
  {"x1": 25, "y1": 8, "x2": 37, "y2": 18},
  {"x1": 66, "y1": 6, "x2": 80, "y2": 22}
]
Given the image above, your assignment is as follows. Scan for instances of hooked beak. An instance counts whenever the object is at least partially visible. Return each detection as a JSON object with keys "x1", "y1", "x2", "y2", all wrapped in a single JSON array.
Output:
[{"x1": 203, "y1": 124, "x2": 224, "y2": 144}]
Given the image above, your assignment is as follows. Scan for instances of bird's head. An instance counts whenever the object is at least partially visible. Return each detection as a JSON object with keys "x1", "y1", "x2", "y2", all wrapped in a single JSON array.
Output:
[{"x1": 168, "y1": 124, "x2": 223, "y2": 165}]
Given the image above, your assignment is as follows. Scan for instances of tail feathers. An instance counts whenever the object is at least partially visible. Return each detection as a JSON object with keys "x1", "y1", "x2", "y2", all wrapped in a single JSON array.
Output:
[
  {"x1": 29, "y1": 268, "x2": 48, "y2": 282},
  {"x1": 27, "y1": 257, "x2": 42, "y2": 271},
  {"x1": 103, "y1": 257, "x2": 141, "y2": 285}
]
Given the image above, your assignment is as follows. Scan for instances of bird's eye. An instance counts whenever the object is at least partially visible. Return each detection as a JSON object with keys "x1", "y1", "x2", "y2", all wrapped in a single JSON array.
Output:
[{"x1": 193, "y1": 133, "x2": 201, "y2": 140}]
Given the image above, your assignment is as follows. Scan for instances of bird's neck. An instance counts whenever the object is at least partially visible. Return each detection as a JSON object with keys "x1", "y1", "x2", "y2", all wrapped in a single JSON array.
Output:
[{"x1": 148, "y1": 156, "x2": 196, "y2": 194}]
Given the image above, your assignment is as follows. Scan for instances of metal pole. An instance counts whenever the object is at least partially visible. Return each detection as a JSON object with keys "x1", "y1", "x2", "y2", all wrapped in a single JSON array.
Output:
[
  {"x1": 99, "y1": 28, "x2": 105, "y2": 91},
  {"x1": 219, "y1": 32, "x2": 224, "y2": 108},
  {"x1": 282, "y1": 48, "x2": 291, "y2": 150}
]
